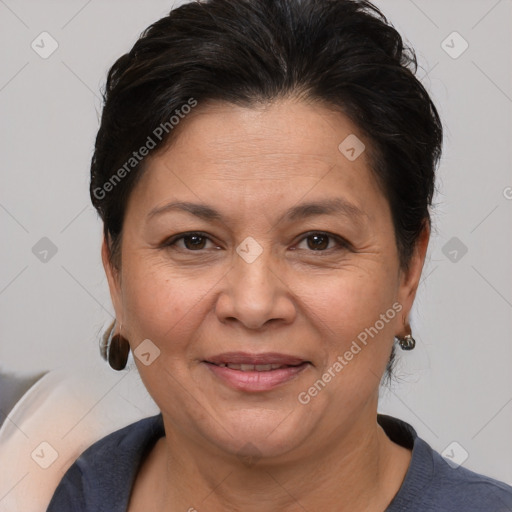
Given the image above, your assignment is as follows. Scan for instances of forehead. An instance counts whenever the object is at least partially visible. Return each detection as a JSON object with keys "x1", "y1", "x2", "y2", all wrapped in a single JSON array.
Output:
[
  {"x1": 160, "y1": 99, "x2": 369, "y2": 173},
  {"x1": 127, "y1": 98, "x2": 388, "y2": 224}
]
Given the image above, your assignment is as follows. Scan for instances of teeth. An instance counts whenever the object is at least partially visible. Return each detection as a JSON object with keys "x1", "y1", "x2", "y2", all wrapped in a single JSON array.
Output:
[{"x1": 220, "y1": 363, "x2": 285, "y2": 371}]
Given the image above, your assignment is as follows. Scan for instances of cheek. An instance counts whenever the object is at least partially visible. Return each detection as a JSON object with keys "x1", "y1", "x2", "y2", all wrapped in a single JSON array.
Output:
[
  {"x1": 296, "y1": 276, "x2": 399, "y2": 415},
  {"x1": 302, "y1": 264, "x2": 400, "y2": 378},
  {"x1": 120, "y1": 256, "x2": 214, "y2": 348},
  {"x1": 307, "y1": 264, "x2": 398, "y2": 334}
]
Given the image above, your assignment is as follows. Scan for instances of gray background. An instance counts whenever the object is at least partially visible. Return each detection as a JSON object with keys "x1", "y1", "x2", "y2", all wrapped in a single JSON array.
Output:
[{"x1": 1, "y1": 0, "x2": 511, "y2": 484}]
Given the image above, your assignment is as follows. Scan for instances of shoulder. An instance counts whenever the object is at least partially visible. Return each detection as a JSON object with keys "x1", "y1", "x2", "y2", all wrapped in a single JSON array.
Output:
[
  {"x1": 424, "y1": 440, "x2": 512, "y2": 510},
  {"x1": 378, "y1": 414, "x2": 512, "y2": 511},
  {"x1": 46, "y1": 414, "x2": 164, "y2": 512}
]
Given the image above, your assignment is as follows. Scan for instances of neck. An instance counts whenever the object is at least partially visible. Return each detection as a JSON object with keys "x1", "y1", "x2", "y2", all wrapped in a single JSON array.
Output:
[{"x1": 136, "y1": 408, "x2": 411, "y2": 512}]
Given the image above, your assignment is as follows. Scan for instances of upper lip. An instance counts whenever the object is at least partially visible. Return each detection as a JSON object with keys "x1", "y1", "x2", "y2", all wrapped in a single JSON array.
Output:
[{"x1": 205, "y1": 352, "x2": 309, "y2": 366}]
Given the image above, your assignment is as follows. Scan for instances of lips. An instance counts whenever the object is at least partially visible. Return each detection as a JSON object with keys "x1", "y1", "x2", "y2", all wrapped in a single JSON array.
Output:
[
  {"x1": 216, "y1": 363, "x2": 290, "y2": 371},
  {"x1": 203, "y1": 352, "x2": 310, "y2": 392},
  {"x1": 206, "y1": 352, "x2": 308, "y2": 367}
]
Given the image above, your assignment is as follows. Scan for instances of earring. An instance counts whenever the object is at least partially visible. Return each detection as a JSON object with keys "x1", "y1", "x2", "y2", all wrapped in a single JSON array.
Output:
[
  {"x1": 395, "y1": 317, "x2": 416, "y2": 351},
  {"x1": 107, "y1": 321, "x2": 130, "y2": 370},
  {"x1": 396, "y1": 334, "x2": 416, "y2": 351}
]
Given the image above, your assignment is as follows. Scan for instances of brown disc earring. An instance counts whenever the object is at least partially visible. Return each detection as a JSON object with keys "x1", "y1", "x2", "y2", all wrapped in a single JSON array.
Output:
[{"x1": 107, "y1": 322, "x2": 130, "y2": 370}]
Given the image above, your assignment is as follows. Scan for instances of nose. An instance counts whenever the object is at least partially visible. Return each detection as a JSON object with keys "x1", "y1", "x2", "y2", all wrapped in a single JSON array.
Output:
[{"x1": 215, "y1": 245, "x2": 296, "y2": 331}]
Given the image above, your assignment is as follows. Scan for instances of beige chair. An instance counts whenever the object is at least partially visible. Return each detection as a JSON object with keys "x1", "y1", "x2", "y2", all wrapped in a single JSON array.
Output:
[{"x1": 0, "y1": 362, "x2": 159, "y2": 512}]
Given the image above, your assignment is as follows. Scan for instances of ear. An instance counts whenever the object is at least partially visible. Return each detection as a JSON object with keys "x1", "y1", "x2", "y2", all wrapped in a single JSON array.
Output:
[
  {"x1": 101, "y1": 233, "x2": 123, "y2": 323},
  {"x1": 396, "y1": 221, "x2": 430, "y2": 333}
]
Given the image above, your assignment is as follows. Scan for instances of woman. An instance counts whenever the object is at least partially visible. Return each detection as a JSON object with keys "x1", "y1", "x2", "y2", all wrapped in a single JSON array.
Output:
[{"x1": 47, "y1": 0, "x2": 512, "y2": 510}]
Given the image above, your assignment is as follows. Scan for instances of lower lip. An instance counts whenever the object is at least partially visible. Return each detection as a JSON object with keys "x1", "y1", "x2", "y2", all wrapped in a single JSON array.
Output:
[{"x1": 204, "y1": 362, "x2": 309, "y2": 392}]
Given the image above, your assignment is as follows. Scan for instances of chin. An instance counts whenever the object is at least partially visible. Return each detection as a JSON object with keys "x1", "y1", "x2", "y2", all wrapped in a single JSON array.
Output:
[{"x1": 198, "y1": 406, "x2": 318, "y2": 463}]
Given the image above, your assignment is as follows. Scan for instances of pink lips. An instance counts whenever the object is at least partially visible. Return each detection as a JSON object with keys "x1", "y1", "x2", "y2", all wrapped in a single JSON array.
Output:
[{"x1": 204, "y1": 352, "x2": 310, "y2": 392}]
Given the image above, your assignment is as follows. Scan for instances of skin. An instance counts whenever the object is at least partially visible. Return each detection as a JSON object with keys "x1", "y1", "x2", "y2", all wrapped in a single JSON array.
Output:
[{"x1": 102, "y1": 97, "x2": 429, "y2": 511}]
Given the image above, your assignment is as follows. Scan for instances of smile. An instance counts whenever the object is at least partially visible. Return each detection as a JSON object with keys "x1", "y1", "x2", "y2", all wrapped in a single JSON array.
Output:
[
  {"x1": 215, "y1": 363, "x2": 298, "y2": 371},
  {"x1": 203, "y1": 352, "x2": 311, "y2": 392}
]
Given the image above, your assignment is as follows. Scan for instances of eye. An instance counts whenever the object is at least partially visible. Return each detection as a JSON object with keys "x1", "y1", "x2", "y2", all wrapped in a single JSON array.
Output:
[
  {"x1": 163, "y1": 232, "x2": 219, "y2": 251},
  {"x1": 162, "y1": 231, "x2": 350, "y2": 253},
  {"x1": 294, "y1": 231, "x2": 350, "y2": 252}
]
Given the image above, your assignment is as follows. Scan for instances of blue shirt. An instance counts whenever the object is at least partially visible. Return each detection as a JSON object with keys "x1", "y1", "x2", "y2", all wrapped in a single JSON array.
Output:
[{"x1": 46, "y1": 414, "x2": 512, "y2": 511}]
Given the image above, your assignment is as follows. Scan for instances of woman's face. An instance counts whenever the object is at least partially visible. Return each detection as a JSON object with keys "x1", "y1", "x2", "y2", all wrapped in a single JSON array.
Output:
[{"x1": 104, "y1": 98, "x2": 427, "y2": 461}]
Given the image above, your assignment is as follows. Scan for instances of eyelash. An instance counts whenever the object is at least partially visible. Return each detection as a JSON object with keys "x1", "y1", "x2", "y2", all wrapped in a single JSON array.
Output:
[{"x1": 162, "y1": 231, "x2": 351, "y2": 254}]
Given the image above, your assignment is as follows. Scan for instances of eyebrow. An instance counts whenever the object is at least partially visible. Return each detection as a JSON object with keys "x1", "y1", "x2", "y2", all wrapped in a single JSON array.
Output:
[{"x1": 146, "y1": 198, "x2": 367, "y2": 225}]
